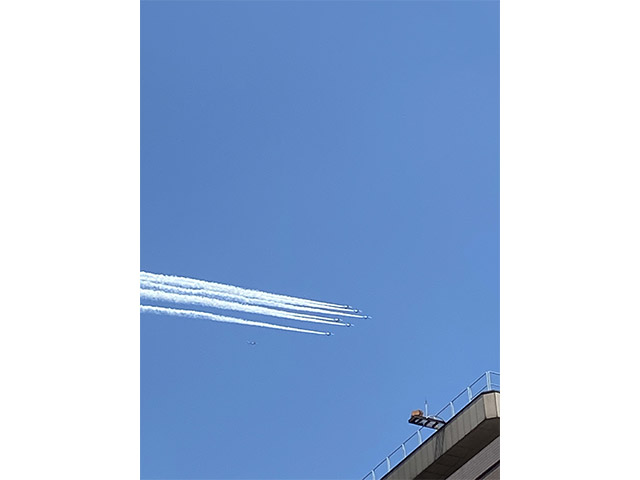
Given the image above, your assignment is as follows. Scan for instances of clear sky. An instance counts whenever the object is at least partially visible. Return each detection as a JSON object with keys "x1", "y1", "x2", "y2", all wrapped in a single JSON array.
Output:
[{"x1": 141, "y1": 1, "x2": 499, "y2": 478}]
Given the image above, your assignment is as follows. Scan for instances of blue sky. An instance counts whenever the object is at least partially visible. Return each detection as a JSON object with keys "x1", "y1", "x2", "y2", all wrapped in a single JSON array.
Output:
[{"x1": 141, "y1": 1, "x2": 498, "y2": 478}]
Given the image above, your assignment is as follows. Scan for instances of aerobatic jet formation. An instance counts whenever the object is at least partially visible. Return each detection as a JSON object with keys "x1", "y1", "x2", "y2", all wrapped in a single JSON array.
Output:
[{"x1": 140, "y1": 271, "x2": 370, "y2": 336}]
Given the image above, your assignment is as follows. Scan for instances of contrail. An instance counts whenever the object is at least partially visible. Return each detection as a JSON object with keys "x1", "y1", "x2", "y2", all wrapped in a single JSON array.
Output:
[
  {"x1": 140, "y1": 305, "x2": 331, "y2": 336},
  {"x1": 140, "y1": 278, "x2": 368, "y2": 319},
  {"x1": 141, "y1": 271, "x2": 356, "y2": 312},
  {"x1": 140, "y1": 288, "x2": 352, "y2": 327}
]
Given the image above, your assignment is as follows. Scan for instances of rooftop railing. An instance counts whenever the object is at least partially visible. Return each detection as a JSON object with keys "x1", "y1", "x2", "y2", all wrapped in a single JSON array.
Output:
[{"x1": 361, "y1": 371, "x2": 500, "y2": 480}]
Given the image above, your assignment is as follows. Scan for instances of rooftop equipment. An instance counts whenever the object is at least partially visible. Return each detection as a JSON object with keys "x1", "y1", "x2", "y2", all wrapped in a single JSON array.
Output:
[{"x1": 408, "y1": 408, "x2": 446, "y2": 429}]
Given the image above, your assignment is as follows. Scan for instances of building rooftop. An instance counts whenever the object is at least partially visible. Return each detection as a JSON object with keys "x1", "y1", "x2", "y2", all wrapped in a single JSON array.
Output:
[
  {"x1": 362, "y1": 371, "x2": 500, "y2": 480},
  {"x1": 384, "y1": 391, "x2": 499, "y2": 479}
]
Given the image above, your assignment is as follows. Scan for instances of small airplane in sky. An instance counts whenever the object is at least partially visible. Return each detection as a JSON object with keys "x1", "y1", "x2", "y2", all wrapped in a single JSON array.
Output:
[{"x1": 247, "y1": 341, "x2": 257, "y2": 346}]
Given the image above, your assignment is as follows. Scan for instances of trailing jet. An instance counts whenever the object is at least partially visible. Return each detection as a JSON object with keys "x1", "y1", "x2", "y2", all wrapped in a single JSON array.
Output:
[{"x1": 247, "y1": 341, "x2": 256, "y2": 346}]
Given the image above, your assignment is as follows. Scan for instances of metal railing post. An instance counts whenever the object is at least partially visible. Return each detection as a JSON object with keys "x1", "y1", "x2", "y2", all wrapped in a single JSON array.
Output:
[
  {"x1": 450, "y1": 401, "x2": 455, "y2": 417},
  {"x1": 371, "y1": 471, "x2": 376, "y2": 480},
  {"x1": 467, "y1": 386, "x2": 473, "y2": 401},
  {"x1": 386, "y1": 457, "x2": 391, "y2": 472},
  {"x1": 417, "y1": 429, "x2": 422, "y2": 444},
  {"x1": 402, "y1": 443, "x2": 407, "y2": 458},
  {"x1": 486, "y1": 371, "x2": 492, "y2": 391}
]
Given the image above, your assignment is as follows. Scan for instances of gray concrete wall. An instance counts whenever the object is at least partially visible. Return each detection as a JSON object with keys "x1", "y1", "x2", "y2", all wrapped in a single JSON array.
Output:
[
  {"x1": 481, "y1": 464, "x2": 499, "y2": 480},
  {"x1": 446, "y1": 437, "x2": 499, "y2": 480}
]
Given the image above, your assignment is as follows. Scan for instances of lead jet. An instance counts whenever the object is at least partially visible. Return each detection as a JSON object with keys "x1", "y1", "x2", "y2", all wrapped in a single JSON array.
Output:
[{"x1": 247, "y1": 341, "x2": 256, "y2": 346}]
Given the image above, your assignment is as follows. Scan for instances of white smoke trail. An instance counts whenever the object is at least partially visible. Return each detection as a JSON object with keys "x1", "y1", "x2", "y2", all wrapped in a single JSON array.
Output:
[
  {"x1": 140, "y1": 271, "x2": 351, "y2": 311},
  {"x1": 140, "y1": 278, "x2": 367, "y2": 319},
  {"x1": 140, "y1": 288, "x2": 351, "y2": 327},
  {"x1": 140, "y1": 305, "x2": 330, "y2": 336},
  {"x1": 140, "y1": 271, "x2": 355, "y2": 312}
]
